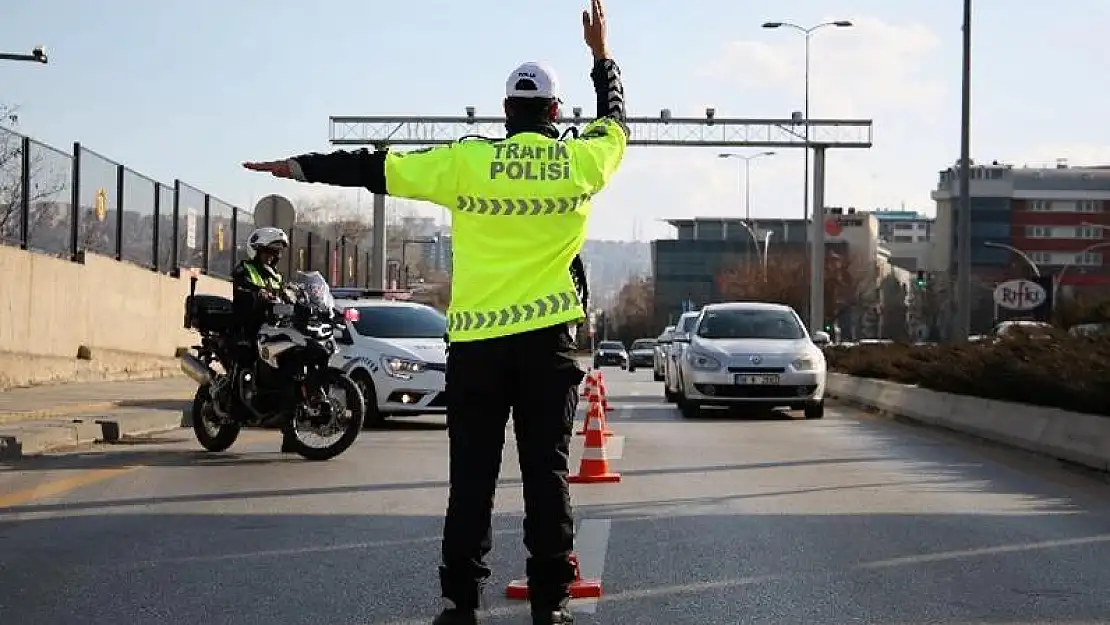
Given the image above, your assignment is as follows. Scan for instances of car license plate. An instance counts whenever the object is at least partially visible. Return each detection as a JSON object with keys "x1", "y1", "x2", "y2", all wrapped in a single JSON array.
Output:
[{"x1": 735, "y1": 374, "x2": 780, "y2": 385}]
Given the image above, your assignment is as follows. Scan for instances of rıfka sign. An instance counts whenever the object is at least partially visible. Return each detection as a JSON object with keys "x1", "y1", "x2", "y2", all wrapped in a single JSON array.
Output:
[{"x1": 993, "y1": 278, "x2": 1047, "y2": 311}]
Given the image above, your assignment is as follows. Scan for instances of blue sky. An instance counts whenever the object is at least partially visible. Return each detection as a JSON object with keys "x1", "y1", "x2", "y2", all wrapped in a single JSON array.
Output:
[{"x1": 4, "y1": 1, "x2": 1110, "y2": 241}]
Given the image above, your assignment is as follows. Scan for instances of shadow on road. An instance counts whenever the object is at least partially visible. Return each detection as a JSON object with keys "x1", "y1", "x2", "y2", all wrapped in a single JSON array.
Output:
[
  {"x1": 0, "y1": 457, "x2": 895, "y2": 515},
  {"x1": 365, "y1": 418, "x2": 447, "y2": 432},
  {"x1": 116, "y1": 399, "x2": 191, "y2": 411},
  {"x1": 1, "y1": 505, "x2": 1106, "y2": 624}
]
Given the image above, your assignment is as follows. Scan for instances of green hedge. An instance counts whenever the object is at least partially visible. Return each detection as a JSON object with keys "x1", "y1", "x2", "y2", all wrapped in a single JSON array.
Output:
[{"x1": 826, "y1": 333, "x2": 1110, "y2": 417}]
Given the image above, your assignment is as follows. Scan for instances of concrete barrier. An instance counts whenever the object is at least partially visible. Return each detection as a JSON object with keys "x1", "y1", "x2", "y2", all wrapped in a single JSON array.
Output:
[
  {"x1": 826, "y1": 372, "x2": 1110, "y2": 472},
  {"x1": 0, "y1": 245, "x2": 231, "y2": 386}
]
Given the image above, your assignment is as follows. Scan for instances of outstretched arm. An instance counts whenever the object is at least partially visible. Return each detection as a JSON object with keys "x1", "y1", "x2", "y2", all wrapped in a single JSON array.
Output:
[
  {"x1": 243, "y1": 150, "x2": 387, "y2": 194},
  {"x1": 242, "y1": 145, "x2": 459, "y2": 207}
]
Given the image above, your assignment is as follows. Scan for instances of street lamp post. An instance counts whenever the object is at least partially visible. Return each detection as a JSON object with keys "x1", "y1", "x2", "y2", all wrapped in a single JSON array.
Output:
[
  {"x1": 762, "y1": 19, "x2": 853, "y2": 331},
  {"x1": 0, "y1": 46, "x2": 48, "y2": 64},
  {"x1": 718, "y1": 151, "x2": 775, "y2": 222},
  {"x1": 983, "y1": 241, "x2": 1042, "y2": 278},
  {"x1": 718, "y1": 151, "x2": 775, "y2": 272}
]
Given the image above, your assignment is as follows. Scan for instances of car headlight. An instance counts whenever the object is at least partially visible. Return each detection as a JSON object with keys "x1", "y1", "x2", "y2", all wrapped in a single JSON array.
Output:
[
  {"x1": 791, "y1": 356, "x2": 819, "y2": 371},
  {"x1": 381, "y1": 356, "x2": 425, "y2": 379},
  {"x1": 686, "y1": 351, "x2": 721, "y2": 371}
]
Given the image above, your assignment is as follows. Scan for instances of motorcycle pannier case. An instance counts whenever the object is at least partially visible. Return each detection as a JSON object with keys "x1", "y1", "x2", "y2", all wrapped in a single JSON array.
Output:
[{"x1": 185, "y1": 294, "x2": 235, "y2": 332}]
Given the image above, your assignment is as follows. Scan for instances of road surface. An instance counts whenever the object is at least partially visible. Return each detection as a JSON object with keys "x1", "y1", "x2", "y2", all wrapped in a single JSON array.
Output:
[{"x1": 2, "y1": 369, "x2": 1110, "y2": 624}]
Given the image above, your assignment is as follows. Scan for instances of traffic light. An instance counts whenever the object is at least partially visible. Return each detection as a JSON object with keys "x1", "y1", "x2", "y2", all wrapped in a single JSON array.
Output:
[{"x1": 914, "y1": 270, "x2": 927, "y2": 289}]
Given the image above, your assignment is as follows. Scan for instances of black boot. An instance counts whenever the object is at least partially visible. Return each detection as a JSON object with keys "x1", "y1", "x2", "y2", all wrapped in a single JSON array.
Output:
[
  {"x1": 532, "y1": 608, "x2": 574, "y2": 624},
  {"x1": 280, "y1": 436, "x2": 296, "y2": 453},
  {"x1": 431, "y1": 607, "x2": 478, "y2": 625}
]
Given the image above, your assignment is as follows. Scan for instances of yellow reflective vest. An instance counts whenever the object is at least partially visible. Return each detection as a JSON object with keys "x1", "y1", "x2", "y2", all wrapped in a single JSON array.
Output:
[
  {"x1": 242, "y1": 261, "x2": 283, "y2": 290},
  {"x1": 384, "y1": 117, "x2": 628, "y2": 343}
]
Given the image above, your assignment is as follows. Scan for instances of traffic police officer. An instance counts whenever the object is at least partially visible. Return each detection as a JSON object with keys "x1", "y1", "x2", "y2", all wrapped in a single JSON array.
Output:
[
  {"x1": 231, "y1": 226, "x2": 289, "y2": 367},
  {"x1": 243, "y1": 2, "x2": 625, "y2": 621}
]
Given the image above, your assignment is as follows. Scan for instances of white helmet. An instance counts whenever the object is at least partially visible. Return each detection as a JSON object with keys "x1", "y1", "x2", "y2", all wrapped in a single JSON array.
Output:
[{"x1": 247, "y1": 227, "x2": 289, "y2": 260}]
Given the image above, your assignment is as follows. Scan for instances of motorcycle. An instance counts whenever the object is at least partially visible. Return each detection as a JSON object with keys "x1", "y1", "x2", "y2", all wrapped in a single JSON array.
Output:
[{"x1": 180, "y1": 270, "x2": 365, "y2": 461}]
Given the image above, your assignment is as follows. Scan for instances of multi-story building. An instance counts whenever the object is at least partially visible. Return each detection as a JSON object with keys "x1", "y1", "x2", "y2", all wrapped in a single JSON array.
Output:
[
  {"x1": 652, "y1": 215, "x2": 871, "y2": 327},
  {"x1": 871, "y1": 209, "x2": 935, "y2": 272},
  {"x1": 932, "y1": 159, "x2": 1110, "y2": 289}
]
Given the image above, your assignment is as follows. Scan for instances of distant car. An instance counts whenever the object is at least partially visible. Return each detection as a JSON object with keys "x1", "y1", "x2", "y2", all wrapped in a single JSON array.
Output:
[
  {"x1": 994, "y1": 320, "x2": 1054, "y2": 341},
  {"x1": 593, "y1": 340, "x2": 628, "y2": 368},
  {"x1": 653, "y1": 325, "x2": 675, "y2": 381},
  {"x1": 664, "y1": 311, "x2": 701, "y2": 402},
  {"x1": 669, "y1": 301, "x2": 829, "y2": 420},
  {"x1": 627, "y1": 338, "x2": 656, "y2": 371}
]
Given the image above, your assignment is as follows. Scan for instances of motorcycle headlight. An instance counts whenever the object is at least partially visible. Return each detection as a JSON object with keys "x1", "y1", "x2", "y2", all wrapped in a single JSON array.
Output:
[
  {"x1": 687, "y1": 351, "x2": 721, "y2": 371},
  {"x1": 792, "y1": 356, "x2": 818, "y2": 371},
  {"x1": 381, "y1": 356, "x2": 425, "y2": 379}
]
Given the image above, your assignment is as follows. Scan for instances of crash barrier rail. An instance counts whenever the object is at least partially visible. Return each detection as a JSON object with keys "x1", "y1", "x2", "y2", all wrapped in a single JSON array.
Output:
[
  {"x1": 825, "y1": 372, "x2": 1110, "y2": 473},
  {"x1": 0, "y1": 126, "x2": 372, "y2": 286}
]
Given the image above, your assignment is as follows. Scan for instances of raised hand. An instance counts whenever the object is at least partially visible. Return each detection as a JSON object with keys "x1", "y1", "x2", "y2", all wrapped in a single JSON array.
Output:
[{"x1": 581, "y1": 0, "x2": 609, "y2": 59}]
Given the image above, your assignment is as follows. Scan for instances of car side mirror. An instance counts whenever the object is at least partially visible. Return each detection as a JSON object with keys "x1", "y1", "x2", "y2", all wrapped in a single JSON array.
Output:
[
  {"x1": 811, "y1": 331, "x2": 831, "y2": 347},
  {"x1": 672, "y1": 332, "x2": 690, "y2": 343}
]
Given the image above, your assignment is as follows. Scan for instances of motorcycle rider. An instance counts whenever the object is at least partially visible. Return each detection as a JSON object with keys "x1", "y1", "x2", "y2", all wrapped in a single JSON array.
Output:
[{"x1": 232, "y1": 226, "x2": 294, "y2": 450}]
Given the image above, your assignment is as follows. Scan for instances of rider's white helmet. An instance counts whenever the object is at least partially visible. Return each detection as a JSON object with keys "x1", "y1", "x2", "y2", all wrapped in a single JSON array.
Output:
[{"x1": 246, "y1": 227, "x2": 289, "y2": 260}]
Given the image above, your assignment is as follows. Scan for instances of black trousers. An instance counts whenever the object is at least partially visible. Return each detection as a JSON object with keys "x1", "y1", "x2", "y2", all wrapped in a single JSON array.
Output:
[{"x1": 439, "y1": 324, "x2": 585, "y2": 610}]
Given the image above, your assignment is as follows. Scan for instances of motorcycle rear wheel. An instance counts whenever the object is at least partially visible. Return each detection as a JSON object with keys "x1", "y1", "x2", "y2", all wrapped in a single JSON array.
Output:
[
  {"x1": 281, "y1": 371, "x2": 365, "y2": 461},
  {"x1": 192, "y1": 384, "x2": 242, "y2": 452}
]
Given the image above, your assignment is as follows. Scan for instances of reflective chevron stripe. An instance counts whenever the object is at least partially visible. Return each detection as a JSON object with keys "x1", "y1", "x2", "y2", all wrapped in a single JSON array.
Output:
[
  {"x1": 455, "y1": 194, "x2": 591, "y2": 216},
  {"x1": 446, "y1": 290, "x2": 580, "y2": 333}
]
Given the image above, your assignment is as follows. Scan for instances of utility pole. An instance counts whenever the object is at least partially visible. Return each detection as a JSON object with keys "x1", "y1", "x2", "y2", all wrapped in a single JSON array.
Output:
[{"x1": 954, "y1": 0, "x2": 973, "y2": 341}]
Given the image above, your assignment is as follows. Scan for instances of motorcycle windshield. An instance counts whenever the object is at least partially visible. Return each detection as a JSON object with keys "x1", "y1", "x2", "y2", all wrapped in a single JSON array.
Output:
[{"x1": 290, "y1": 271, "x2": 335, "y2": 312}]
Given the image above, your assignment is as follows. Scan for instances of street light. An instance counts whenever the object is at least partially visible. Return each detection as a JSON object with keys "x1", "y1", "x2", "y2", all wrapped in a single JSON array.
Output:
[
  {"x1": 1057, "y1": 240, "x2": 1110, "y2": 294},
  {"x1": 718, "y1": 151, "x2": 775, "y2": 222},
  {"x1": 762, "y1": 19, "x2": 853, "y2": 331},
  {"x1": 0, "y1": 46, "x2": 48, "y2": 64},
  {"x1": 983, "y1": 241, "x2": 1041, "y2": 278}
]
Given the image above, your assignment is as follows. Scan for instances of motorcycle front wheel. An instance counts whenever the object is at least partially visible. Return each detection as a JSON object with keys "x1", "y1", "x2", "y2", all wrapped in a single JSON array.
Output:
[
  {"x1": 282, "y1": 371, "x2": 365, "y2": 461},
  {"x1": 192, "y1": 384, "x2": 242, "y2": 452}
]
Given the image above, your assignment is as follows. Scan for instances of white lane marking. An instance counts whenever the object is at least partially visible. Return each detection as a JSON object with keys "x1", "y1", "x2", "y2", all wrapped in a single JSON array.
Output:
[
  {"x1": 603, "y1": 435, "x2": 625, "y2": 460},
  {"x1": 568, "y1": 518, "x2": 612, "y2": 614}
]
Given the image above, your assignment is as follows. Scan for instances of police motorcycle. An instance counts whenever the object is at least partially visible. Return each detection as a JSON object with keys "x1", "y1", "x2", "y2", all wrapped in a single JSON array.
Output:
[{"x1": 180, "y1": 270, "x2": 365, "y2": 461}]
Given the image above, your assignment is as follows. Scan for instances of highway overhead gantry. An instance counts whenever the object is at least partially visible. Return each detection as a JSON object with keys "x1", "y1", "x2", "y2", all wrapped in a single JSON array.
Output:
[{"x1": 328, "y1": 109, "x2": 874, "y2": 331}]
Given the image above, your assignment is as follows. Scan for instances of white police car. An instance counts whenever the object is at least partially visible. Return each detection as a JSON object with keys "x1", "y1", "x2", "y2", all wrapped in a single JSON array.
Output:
[{"x1": 331, "y1": 289, "x2": 447, "y2": 427}]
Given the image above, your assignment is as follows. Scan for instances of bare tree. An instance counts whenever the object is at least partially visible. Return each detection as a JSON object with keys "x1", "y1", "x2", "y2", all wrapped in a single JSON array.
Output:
[
  {"x1": 0, "y1": 105, "x2": 68, "y2": 253},
  {"x1": 715, "y1": 252, "x2": 871, "y2": 329},
  {"x1": 608, "y1": 276, "x2": 656, "y2": 344},
  {"x1": 295, "y1": 193, "x2": 374, "y2": 243}
]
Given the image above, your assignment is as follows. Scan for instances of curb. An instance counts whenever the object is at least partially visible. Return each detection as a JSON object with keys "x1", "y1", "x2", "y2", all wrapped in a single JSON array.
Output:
[
  {"x1": 826, "y1": 372, "x2": 1110, "y2": 473},
  {"x1": 0, "y1": 412, "x2": 186, "y2": 462},
  {"x1": 0, "y1": 394, "x2": 194, "y2": 426}
]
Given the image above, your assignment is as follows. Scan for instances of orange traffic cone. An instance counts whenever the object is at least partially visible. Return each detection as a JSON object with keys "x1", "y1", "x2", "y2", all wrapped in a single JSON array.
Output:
[
  {"x1": 576, "y1": 399, "x2": 614, "y2": 437},
  {"x1": 579, "y1": 370, "x2": 597, "y2": 400},
  {"x1": 505, "y1": 552, "x2": 602, "y2": 601},
  {"x1": 569, "y1": 408, "x2": 621, "y2": 484},
  {"x1": 595, "y1": 370, "x2": 615, "y2": 413}
]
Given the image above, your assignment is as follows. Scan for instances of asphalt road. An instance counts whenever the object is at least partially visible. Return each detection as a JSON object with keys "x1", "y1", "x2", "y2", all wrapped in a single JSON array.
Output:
[{"x1": 3, "y1": 369, "x2": 1110, "y2": 624}]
